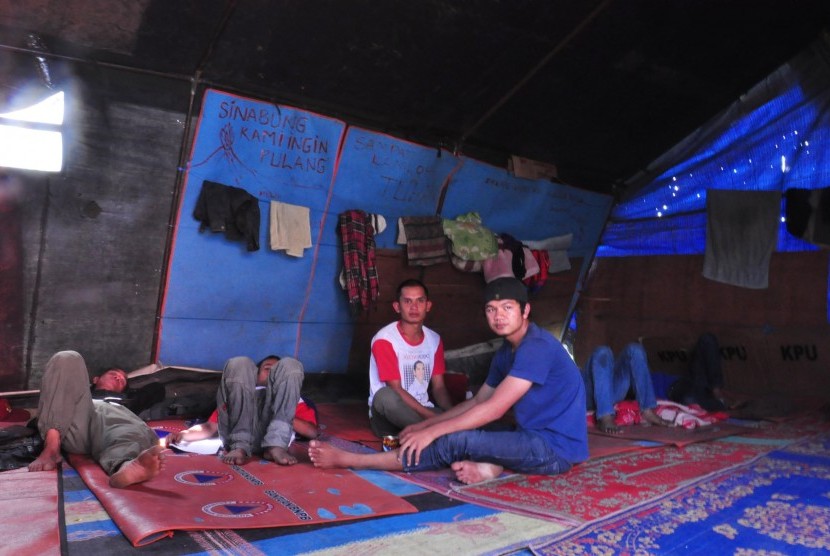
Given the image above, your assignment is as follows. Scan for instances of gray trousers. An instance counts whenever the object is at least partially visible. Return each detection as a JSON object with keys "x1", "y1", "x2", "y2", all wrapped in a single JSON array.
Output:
[
  {"x1": 37, "y1": 351, "x2": 157, "y2": 474},
  {"x1": 216, "y1": 356, "x2": 304, "y2": 455},
  {"x1": 370, "y1": 386, "x2": 440, "y2": 437}
]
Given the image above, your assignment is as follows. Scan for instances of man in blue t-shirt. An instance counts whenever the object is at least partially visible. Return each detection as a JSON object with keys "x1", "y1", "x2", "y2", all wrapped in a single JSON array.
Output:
[{"x1": 308, "y1": 277, "x2": 588, "y2": 485}]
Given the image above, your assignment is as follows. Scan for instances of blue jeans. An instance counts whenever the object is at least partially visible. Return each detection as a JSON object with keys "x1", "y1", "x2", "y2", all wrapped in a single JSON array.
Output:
[
  {"x1": 403, "y1": 429, "x2": 571, "y2": 476},
  {"x1": 581, "y1": 343, "x2": 657, "y2": 419}
]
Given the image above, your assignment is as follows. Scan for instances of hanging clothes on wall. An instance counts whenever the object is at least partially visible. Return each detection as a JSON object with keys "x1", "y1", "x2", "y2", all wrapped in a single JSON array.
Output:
[
  {"x1": 785, "y1": 187, "x2": 830, "y2": 248},
  {"x1": 450, "y1": 255, "x2": 484, "y2": 272},
  {"x1": 193, "y1": 180, "x2": 260, "y2": 251},
  {"x1": 524, "y1": 249, "x2": 550, "y2": 292},
  {"x1": 497, "y1": 233, "x2": 527, "y2": 281},
  {"x1": 396, "y1": 215, "x2": 449, "y2": 266},
  {"x1": 482, "y1": 235, "x2": 541, "y2": 284},
  {"x1": 482, "y1": 247, "x2": 514, "y2": 283},
  {"x1": 269, "y1": 201, "x2": 312, "y2": 257},
  {"x1": 369, "y1": 213, "x2": 387, "y2": 236},
  {"x1": 338, "y1": 209, "x2": 379, "y2": 315},
  {"x1": 703, "y1": 189, "x2": 780, "y2": 289},
  {"x1": 522, "y1": 246, "x2": 540, "y2": 279},
  {"x1": 523, "y1": 233, "x2": 573, "y2": 273},
  {"x1": 442, "y1": 212, "x2": 498, "y2": 262}
]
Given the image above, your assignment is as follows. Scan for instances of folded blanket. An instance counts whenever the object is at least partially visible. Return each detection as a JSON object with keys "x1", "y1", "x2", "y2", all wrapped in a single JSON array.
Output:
[
  {"x1": 654, "y1": 400, "x2": 729, "y2": 429},
  {"x1": 586, "y1": 399, "x2": 729, "y2": 429},
  {"x1": 397, "y1": 216, "x2": 449, "y2": 266}
]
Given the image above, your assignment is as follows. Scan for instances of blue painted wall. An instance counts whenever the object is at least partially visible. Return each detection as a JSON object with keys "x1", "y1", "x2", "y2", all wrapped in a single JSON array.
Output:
[
  {"x1": 158, "y1": 89, "x2": 611, "y2": 372},
  {"x1": 442, "y1": 158, "x2": 612, "y2": 257}
]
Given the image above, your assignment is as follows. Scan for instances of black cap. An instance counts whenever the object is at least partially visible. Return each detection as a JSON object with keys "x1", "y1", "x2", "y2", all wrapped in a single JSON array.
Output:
[{"x1": 484, "y1": 277, "x2": 528, "y2": 304}]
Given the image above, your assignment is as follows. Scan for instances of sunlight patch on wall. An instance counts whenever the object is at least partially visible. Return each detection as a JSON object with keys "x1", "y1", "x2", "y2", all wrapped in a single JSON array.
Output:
[{"x1": 0, "y1": 91, "x2": 64, "y2": 172}]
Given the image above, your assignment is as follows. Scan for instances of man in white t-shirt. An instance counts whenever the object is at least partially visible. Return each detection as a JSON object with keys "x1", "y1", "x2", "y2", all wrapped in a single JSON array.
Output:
[{"x1": 368, "y1": 279, "x2": 454, "y2": 437}]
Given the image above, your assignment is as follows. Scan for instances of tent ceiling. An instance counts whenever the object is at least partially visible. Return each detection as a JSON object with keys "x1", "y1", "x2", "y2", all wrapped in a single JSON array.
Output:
[{"x1": 1, "y1": 0, "x2": 829, "y2": 194}]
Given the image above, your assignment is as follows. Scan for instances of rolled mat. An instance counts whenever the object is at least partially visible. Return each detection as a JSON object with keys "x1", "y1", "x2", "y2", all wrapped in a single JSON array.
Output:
[
  {"x1": 588, "y1": 421, "x2": 752, "y2": 446},
  {"x1": 68, "y1": 447, "x2": 417, "y2": 547},
  {"x1": 587, "y1": 433, "x2": 659, "y2": 459}
]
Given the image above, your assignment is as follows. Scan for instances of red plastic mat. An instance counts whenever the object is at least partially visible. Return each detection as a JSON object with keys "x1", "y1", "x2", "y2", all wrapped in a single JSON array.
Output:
[{"x1": 69, "y1": 442, "x2": 417, "y2": 546}]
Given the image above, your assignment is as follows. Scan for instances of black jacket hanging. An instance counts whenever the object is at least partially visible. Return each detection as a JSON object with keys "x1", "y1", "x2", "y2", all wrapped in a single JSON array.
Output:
[{"x1": 193, "y1": 180, "x2": 260, "y2": 251}]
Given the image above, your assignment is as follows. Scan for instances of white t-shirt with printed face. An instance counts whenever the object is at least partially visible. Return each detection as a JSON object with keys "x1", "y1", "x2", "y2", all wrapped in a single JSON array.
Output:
[{"x1": 368, "y1": 321, "x2": 445, "y2": 408}]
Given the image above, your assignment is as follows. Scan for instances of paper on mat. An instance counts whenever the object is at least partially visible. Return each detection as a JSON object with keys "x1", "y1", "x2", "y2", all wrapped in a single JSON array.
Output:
[{"x1": 171, "y1": 437, "x2": 223, "y2": 455}]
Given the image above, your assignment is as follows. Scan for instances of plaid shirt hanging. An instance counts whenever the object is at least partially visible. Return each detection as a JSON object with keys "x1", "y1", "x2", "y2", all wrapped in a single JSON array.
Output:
[{"x1": 338, "y1": 209, "x2": 379, "y2": 315}]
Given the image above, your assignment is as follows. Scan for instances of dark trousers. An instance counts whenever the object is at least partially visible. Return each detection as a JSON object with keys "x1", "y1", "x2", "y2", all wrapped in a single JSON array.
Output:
[{"x1": 669, "y1": 333, "x2": 725, "y2": 411}]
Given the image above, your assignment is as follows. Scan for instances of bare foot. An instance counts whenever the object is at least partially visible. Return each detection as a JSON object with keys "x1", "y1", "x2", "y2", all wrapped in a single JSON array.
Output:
[
  {"x1": 597, "y1": 415, "x2": 623, "y2": 434},
  {"x1": 29, "y1": 429, "x2": 62, "y2": 472},
  {"x1": 308, "y1": 440, "x2": 403, "y2": 471},
  {"x1": 307, "y1": 440, "x2": 351, "y2": 469},
  {"x1": 642, "y1": 408, "x2": 674, "y2": 427},
  {"x1": 221, "y1": 448, "x2": 248, "y2": 465},
  {"x1": 451, "y1": 461, "x2": 504, "y2": 485},
  {"x1": 263, "y1": 446, "x2": 297, "y2": 466},
  {"x1": 109, "y1": 445, "x2": 166, "y2": 488},
  {"x1": 29, "y1": 450, "x2": 62, "y2": 472}
]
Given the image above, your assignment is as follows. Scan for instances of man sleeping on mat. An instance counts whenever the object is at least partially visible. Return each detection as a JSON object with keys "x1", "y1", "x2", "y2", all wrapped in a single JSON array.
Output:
[
  {"x1": 166, "y1": 354, "x2": 317, "y2": 466},
  {"x1": 309, "y1": 277, "x2": 589, "y2": 485},
  {"x1": 29, "y1": 351, "x2": 165, "y2": 488},
  {"x1": 581, "y1": 343, "x2": 674, "y2": 434},
  {"x1": 90, "y1": 364, "x2": 166, "y2": 416}
]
